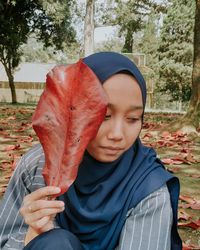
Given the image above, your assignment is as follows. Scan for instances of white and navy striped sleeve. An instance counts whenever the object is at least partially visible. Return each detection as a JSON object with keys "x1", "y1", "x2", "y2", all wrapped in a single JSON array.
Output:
[
  {"x1": 117, "y1": 185, "x2": 172, "y2": 250},
  {"x1": 0, "y1": 144, "x2": 46, "y2": 250}
]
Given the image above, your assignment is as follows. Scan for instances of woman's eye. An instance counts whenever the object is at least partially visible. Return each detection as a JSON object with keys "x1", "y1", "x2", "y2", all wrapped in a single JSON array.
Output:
[
  {"x1": 127, "y1": 117, "x2": 140, "y2": 123},
  {"x1": 104, "y1": 115, "x2": 111, "y2": 120}
]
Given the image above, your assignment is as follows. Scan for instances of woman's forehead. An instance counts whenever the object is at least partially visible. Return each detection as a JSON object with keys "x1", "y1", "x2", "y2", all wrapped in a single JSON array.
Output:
[
  {"x1": 102, "y1": 74, "x2": 143, "y2": 110},
  {"x1": 103, "y1": 73, "x2": 139, "y2": 91}
]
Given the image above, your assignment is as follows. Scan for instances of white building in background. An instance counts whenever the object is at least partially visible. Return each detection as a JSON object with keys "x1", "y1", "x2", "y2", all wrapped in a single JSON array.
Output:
[
  {"x1": 0, "y1": 54, "x2": 155, "y2": 108},
  {"x1": 0, "y1": 63, "x2": 56, "y2": 103}
]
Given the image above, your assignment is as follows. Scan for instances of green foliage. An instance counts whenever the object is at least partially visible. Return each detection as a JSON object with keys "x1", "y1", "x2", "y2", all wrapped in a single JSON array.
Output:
[
  {"x1": 101, "y1": 0, "x2": 164, "y2": 53},
  {"x1": 0, "y1": 0, "x2": 76, "y2": 71},
  {"x1": 21, "y1": 36, "x2": 80, "y2": 64},
  {"x1": 157, "y1": 0, "x2": 195, "y2": 102},
  {"x1": 138, "y1": 11, "x2": 159, "y2": 67},
  {"x1": 0, "y1": 0, "x2": 76, "y2": 102},
  {"x1": 95, "y1": 37, "x2": 124, "y2": 53}
]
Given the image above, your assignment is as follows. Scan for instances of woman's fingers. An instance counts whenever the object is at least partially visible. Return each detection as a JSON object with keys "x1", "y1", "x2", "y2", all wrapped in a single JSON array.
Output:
[
  {"x1": 23, "y1": 186, "x2": 61, "y2": 204},
  {"x1": 24, "y1": 207, "x2": 64, "y2": 224},
  {"x1": 26, "y1": 200, "x2": 64, "y2": 213},
  {"x1": 20, "y1": 186, "x2": 65, "y2": 232},
  {"x1": 31, "y1": 216, "x2": 50, "y2": 230},
  {"x1": 24, "y1": 208, "x2": 64, "y2": 227}
]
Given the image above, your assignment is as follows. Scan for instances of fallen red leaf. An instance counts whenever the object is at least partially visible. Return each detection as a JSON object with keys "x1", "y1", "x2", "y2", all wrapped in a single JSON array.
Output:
[
  {"x1": 181, "y1": 148, "x2": 191, "y2": 153},
  {"x1": 0, "y1": 161, "x2": 12, "y2": 170},
  {"x1": 182, "y1": 243, "x2": 200, "y2": 250},
  {"x1": 142, "y1": 132, "x2": 153, "y2": 140},
  {"x1": 179, "y1": 203, "x2": 200, "y2": 210},
  {"x1": 161, "y1": 158, "x2": 184, "y2": 165},
  {"x1": 172, "y1": 130, "x2": 186, "y2": 138},
  {"x1": 178, "y1": 209, "x2": 192, "y2": 221},
  {"x1": 162, "y1": 153, "x2": 198, "y2": 165},
  {"x1": 178, "y1": 219, "x2": 200, "y2": 230},
  {"x1": 4, "y1": 144, "x2": 21, "y2": 151},
  {"x1": 161, "y1": 131, "x2": 171, "y2": 138},
  {"x1": 184, "y1": 173, "x2": 200, "y2": 178},
  {"x1": 185, "y1": 153, "x2": 198, "y2": 163},
  {"x1": 166, "y1": 166, "x2": 181, "y2": 173},
  {"x1": 142, "y1": 122, "x2": 157, "y2": 129},
  {"x1": 7, "y1": 116, "x2": 16, "y2": 120},
  {"x1": 179, "y1": 195, "x2": 197, "y2": 204},
  {"x1": 179, "y1": 195, "x2": 200, "y2": 209}
]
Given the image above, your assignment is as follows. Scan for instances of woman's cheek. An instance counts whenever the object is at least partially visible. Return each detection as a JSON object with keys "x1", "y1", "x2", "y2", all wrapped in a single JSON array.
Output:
[{"x1": 127, "y1": 123, "x2": 141, "y2": 142}]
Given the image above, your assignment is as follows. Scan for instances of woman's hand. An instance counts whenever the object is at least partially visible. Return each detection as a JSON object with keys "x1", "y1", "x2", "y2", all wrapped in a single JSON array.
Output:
[{"x1": 20, "y1": 186, "x2": 64, "y2": 245}]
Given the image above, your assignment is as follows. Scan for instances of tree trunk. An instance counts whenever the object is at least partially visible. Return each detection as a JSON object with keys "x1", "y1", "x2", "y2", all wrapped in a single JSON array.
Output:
[
  {"x1": 181, "y1": 0, "x2": 200, "y2": 130},
  {"x1": 169, "y1": 0, "x2": 200, "y2": 133},
  {"x1": 8, "y1": 73, "x2": 17, "y2": 104},
  {"x1": 84, "y1": 0, "x2": 94, "y2": 57},
  {"x1": 3, "y1": 62, "x2": 17, "y2": 103},
  {"x1": 122, "y1": 23, "x2": 133, "y2": 53}
]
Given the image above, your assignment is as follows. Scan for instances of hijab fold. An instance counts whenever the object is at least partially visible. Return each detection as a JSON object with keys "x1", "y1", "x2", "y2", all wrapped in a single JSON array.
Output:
[{"x1": 57, "y1": 52, "x2": 182, "y2": 250}]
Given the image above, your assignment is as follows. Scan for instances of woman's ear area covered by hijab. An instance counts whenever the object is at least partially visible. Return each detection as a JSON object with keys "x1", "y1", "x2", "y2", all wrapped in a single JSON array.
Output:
[{"x1": 86, "y1": 73, "x2": 143, "y2": 163}]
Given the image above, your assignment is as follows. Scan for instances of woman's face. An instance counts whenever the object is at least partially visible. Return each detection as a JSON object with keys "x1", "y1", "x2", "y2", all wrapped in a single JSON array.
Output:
[{"x1": 87, "y1": 73, "x2": 143, "y2": 162}]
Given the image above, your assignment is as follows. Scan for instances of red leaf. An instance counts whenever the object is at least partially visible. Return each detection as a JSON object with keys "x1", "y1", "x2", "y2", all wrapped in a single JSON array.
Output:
[
  {"x1": 161, "y1": 131, "x2": 171, "y2": 138},
  {"x1": 179, "y1": 195, "x2": 200, "y2": 209},
  {"x1": 182, "y1": 243, "x2": 200, "y2": 250},
  {"x1": 161, "y1": 158, "x2": 184, "y2": 165},
  {"x1": 142, "y1": 122, "x2": 156, "y2": 129},
  {"x1": 178, "y1": 219, "x2": 200, "y2": 230},
  {"x1": 186, "y1": 153, "x2": 197, "y2": 163},
  {"x1": 179, "y1": 195, "x2": 197, "y2": 204},
  {"x1": 166, "y1": 166, "x2": 181, "y2": 173},
  {"x1": 178, "y1": 209, "x2": 192, "y2": 221},
  {"x1": 32, "y1": 60, "x2": 108, "y2": 197},
  {"x1": 7, "y1": 116, "x2": 16, "y2": 120},
  {"x1": 4, "y1": 144, "x2": 21, "y2": 151},
  {"x1": 161, "y1": 158, "x2": 174, "y2": 165},
  {"x1": 179, "y1": 203, "x2": 200, "y2": 210},
  {"x1": 181, "y1": 148, "x2": 190, "y2": 153},
  {"x1": 0, "y1": 161, "x2": 12, "y2": 170},
  {"x1": 172, "y1": 130, "x2": 186, "y2": 138},
  {"x1": 190, "y1": 203, "x2": 200, "y2": 210},
  {"x1": 185, "y1": 173, "x2": 200, "y2": 178},
  {"x1": 142, "y1": 132, "x2": 153, "y2": 140}
]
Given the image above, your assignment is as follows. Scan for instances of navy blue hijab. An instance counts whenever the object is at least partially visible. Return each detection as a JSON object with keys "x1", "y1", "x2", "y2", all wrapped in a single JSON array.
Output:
[{"x1": 57, "y1": 52, "x2": 182, "y2": 250}]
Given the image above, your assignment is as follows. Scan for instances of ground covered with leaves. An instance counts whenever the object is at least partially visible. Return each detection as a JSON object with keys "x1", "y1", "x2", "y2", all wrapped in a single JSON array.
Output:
[{"x1": 0, "y1": 104, "x2": 200, "y2": 249}]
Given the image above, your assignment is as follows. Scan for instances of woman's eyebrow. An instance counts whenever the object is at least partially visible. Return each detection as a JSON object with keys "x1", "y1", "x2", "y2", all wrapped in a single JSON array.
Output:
[
  {"x1": 127, "y1": 105, "x2": 143, "y2": 111},
  {"x1": 107, "y1": 103, "x2": 143, "y2": 111}
]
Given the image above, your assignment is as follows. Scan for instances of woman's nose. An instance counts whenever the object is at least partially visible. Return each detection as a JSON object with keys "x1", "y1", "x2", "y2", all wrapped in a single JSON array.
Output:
[{"x1": 107, "y1": 121, "x2": 124, "y2": 141}]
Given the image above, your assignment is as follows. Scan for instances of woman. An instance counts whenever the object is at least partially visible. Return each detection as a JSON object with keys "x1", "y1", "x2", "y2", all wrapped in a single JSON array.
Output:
[{"x1": 0, "y1": 52, "x2": 182, "y2": 250}]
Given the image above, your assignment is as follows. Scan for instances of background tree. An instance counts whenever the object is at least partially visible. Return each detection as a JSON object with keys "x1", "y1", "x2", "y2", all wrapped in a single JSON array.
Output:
[
  {"x1": 138, "y1": 11, "x2": 159, "y2": 67},
  {"x1": 84, "y1": 0, "x2": 95, "y2": 56},
  {"x1": 173, "y1": 0, "x2": 200, "y2": 132},
  {"x1": 157, "y1": 0, "x2": 195, "y2": 105},
  {"x1": 0, "y1": 0, "x2": 76, "y2": 103},
  {"x1": 101, "y1": 0, "x2": 165, "y2": 53},
  {"x1": 21, "y1": 36, "x2": 80, "y2": 63}
]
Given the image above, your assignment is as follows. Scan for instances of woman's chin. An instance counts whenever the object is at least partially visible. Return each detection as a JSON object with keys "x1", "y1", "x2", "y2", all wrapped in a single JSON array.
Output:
[{"x1": 95, "y1": 152, "x2": 122, "y2": 163}]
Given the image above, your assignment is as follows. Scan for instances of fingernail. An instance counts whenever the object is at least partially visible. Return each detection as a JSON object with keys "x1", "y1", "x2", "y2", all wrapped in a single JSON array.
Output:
[
  {"x1": 55, "y1": 187, "x2": 61, "y2": 192},
  {"x1": 59, "y1": 201, "x2": 64, "y2": 206}
]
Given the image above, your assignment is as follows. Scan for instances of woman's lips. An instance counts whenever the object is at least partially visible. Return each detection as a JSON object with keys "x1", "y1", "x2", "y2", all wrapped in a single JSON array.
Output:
[{"x1": 100, "y1": 146, "x2": 124, "y2": 155}]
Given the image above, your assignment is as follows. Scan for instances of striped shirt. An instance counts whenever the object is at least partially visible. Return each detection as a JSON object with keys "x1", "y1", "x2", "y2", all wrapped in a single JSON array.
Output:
[{"x1": 0, "y1": 144, "x2": 172, "y2": 250}]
